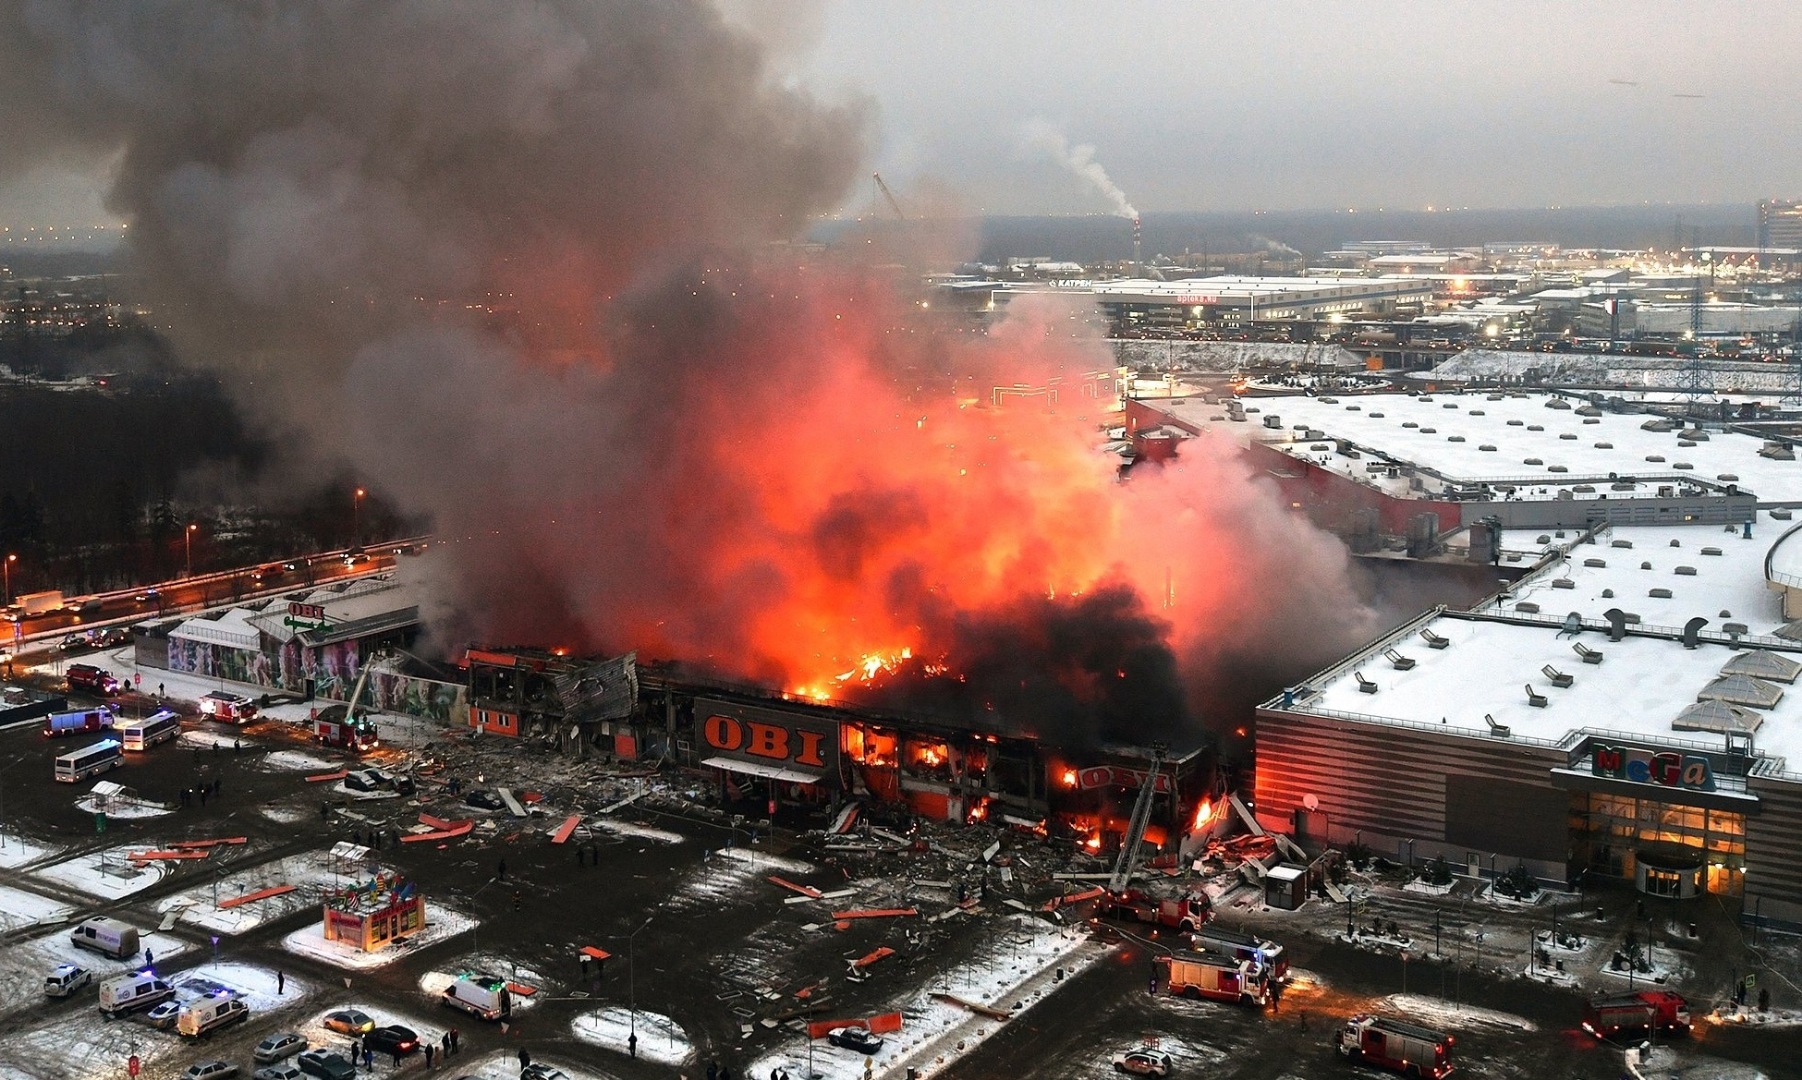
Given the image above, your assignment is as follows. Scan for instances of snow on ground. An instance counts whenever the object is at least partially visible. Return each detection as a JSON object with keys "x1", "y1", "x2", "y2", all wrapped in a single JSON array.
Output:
[
  {"x1": 179, "y1": 728, "x2": 246, "y2": 750},
  {"x1": 298, "y1": 1000, "x2": 448, "y2": 1062},
  {"x1": 154, "y1": 849, "x2": 356, "y2": 935},
  {"x1": 173, "y1": 960, "x2": 316, "y2": 1013},
  {"x1": 571, "y1": 1007, "x2": 693, "y2": 1066},
  {"x1": 449, "y1": 1051, "x2": 615, "y2": 1080},
  {"x1": 0, "y1": 831, "x2": 57, "y2": 869},
  {"x1": 1074, "y1": 1033, "x2": 1227, "y2": 1075},
  {"x1": 33, "y1": 845, "x2": 168, "y2": 899},
  {"x1": 74, "y1": 789, "x2": 172, "y2": 819},
  {"x1": 589, "y1": 819, "x2": 683, "y2": 845},
  {"x1": 1374, "y1": 993, "x2": 1537, "y2": 1033},
  {"x1": 264, "y1": 748, "x2": 343, "y2": 772},
  {"x1": 1636, "y1": 1044, "x2": 1773, "y2": 1080},
  {"x1": 1710, "y1": 1006, "x2": 1802, "y2": 1028},
  {"x1": 419, "y1": 961, "x2": 543, "y2": 1013},
  {"x1": 262, "y1": 805, "x2": 311, "y2": 824},
  {"x1": 668, "y1": 844, "x2": 813, "y2": 912},
  {"x1": 0, "y1": 884, "x2": 74, "y2": 933},
  {"x1": 0, "y1": 923, "x2": 191, "y2": 1023},
  {"x1": 328, "y1": 781, "x2": 405, "y2": 801},
  {"x1": 281, "y1": 905, "x2": 476, "y2": 969},
  {"x1": 747, "y1": 917, "x2": 1102, "y2": 1080}
]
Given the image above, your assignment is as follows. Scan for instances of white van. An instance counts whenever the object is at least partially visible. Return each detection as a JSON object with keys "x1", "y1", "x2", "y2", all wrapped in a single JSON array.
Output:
[
  {"x1": 441, "y1": 973, "x2": 512, "y2": 1020},
  {"x1": 177, "y1": 996, "x2": 249, "y2": 1038},
  {"x1": 98, "y1": 973, "x2": 174, "y2": 1015},
  {"x1": 69, "y1": 916, "x2": 139, "y2": 960}
]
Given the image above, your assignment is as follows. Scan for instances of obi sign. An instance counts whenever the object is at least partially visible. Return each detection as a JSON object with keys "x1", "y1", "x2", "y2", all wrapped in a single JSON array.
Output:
[
  {"x1": 1591, "y1": 744, "x2": 1715, "y2": 792},
  {"x1": 696, "y1": 698, "x2": 837, "y2": 776},
  {"x1": 1078, "y1": 765, "x2": 1173, "y2": 794}
]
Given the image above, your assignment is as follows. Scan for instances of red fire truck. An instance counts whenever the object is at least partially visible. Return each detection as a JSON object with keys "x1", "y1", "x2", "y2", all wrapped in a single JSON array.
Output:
[
  {"x1": 1335, "y1": 1014, "x2": 1455, "y2": 1078},
  {"x1": 1103, "y1": 889, "x2": 1212, "y2": 933},
  {"x1": 1191, "y1": 924, "x2": 1287, "y2": 982},
  {"x1": 314, "y1": 709, "x2": 379, "y2": 753},
  {"x1": 1581, "y1": 991, "x2": 1690, "y2": 1040},
  {"x1": 1154, "y1": 952, "x2": 1270, "y2": 1006}
]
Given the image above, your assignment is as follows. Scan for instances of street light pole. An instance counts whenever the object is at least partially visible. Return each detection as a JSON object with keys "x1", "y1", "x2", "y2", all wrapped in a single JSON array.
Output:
[
  {"x1": 353, "y1": 488, "x2": 365, "y2": 545},
  {"x1": 3, "y1": 553, "x2": 14, "y2": 604},
  {"x1": 185, "y1": 524, "x2": 197, "y2": 577},
  {"x1": 628, "y1": 916, "x2": 653, "y2": 1043}
]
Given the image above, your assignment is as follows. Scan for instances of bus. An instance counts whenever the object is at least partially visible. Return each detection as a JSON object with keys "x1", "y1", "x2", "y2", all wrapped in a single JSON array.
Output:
[
  {"x1": 54, "y1": 739, "x2": 123, "y2": 783},
  {"x1": 118, "y1": 710, "x2": 181, "y2": 752}
]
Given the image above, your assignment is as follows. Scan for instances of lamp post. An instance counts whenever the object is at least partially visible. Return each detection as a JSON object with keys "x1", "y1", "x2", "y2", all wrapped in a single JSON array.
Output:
[
  {"x1": 627, "y1": 915, "x2": 653, "y2": 1045},
  {"x1": 353, "y1": 488, "x2": 365, "y2": 545},
  {"x1": 184, "y1": 524, "x2": 197, "y2": 577},
  {"x1": 3, "y1": 553, "x2": 14, "y2": 604}
]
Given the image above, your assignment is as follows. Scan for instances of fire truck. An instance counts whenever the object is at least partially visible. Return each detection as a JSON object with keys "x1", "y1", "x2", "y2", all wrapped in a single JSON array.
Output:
[
  {"x1": 1335, "y1": 1014, "x2": 1455, "y2": 1078},
  {"x1": 1154, "y1": 952, "x2": 1270, "y2": 1006},
  {"x1": 314, "y1": 709, "x2": 379, "y2": 753},
  {"x1": 1581, "y1": 991, "x2": 1690, "y2": 1040},
  {"x1": 1103, "y1": 889, "x2": 1212, "y2": 932},
  {"x1": 1191, "y1": 924, "x2": 1287, "y2": 981}
]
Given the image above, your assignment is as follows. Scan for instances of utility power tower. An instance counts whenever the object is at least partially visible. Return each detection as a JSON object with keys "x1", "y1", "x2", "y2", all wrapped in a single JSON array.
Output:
[{"x1": 1677, "y1": 252, "x2": 1714, "y2": 396}]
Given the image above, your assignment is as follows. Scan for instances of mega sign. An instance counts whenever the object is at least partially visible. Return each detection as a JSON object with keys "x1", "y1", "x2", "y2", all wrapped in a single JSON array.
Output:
[
  {"x1": 1078, "y1": 765, "x2": 1173, "y2": 794},
  {"x1": 1591, "y1": 744, "x2": 1716, "y2": 792},
  {"x1": 696, "y1": 698, "x2": 837, "y2": 774}
]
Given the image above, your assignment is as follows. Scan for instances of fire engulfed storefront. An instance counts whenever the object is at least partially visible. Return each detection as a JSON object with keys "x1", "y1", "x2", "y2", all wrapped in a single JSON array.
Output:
[
  {"x1": 463, "y1": 648, "x2": 1217, "y2": 845},
  {"x1": 646, "y1": 671, "x2": 1214, "y2": 846}
]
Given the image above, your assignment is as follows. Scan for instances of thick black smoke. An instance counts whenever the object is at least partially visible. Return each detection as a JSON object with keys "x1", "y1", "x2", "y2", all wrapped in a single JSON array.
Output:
[{"x1": 853, "y1": 582, "x2": 1193, "y2": 752}]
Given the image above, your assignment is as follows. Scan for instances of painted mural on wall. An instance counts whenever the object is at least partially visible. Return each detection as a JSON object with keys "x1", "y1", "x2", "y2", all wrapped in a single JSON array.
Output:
[{"x1": 166, "y1": 634, "x2": 460, "y2": 722}]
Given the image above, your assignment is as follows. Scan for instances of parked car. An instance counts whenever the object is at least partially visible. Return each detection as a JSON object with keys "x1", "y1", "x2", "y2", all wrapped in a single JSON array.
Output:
[
  {"x1": 322, "y1": 1009, "x2": 375, "y2": 1035},
  {"x1": 254, "y1": 1032, "x2": 309, "y2": 1063},
  {"x1": 44, "y1": 963, "x2": 91, "y2": 998},
  {"x1": 182, "y1": 1063, "x2": 238, "y2": 1080},
  {"x1": 296, "y1": 1052, "x2": 357, "y2": 1080},
  {"x1": 97, "y1": 626, "x2": 132, "y2": 647},
  {"x1": 344, "y1": 770, "x2": 385, "y2": 793},
  {"x1": 519, "y1": 1066, "x2": 569, "y2": 1080},
  {"x1": 364, "y1": 1026, "x2": 419, "y2": 1057},
  {"x1": 254, "y1": 1065, "x2": 305, "y2": 1080},
  {"x1": 145, "y1": 1000, "x2": 183, "y2": 1029},
  {"x1": 59, "y1": 634, "x2": 90, "y2": 653},
  {"x1": 827, "y1": 1026, "x2": 884, "y2": 1054},
  {"x1": 1112, "y1": 1049, "x2": 1174, "y2": 1076},
  {"x1": 464, "y1": 791, "x2": 506, "y2": 811}
]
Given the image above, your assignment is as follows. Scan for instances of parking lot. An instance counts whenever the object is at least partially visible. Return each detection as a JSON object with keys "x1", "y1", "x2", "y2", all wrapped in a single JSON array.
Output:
[{"x1": 0, "y1": 670, "x2": 1794, "y2": 1080}]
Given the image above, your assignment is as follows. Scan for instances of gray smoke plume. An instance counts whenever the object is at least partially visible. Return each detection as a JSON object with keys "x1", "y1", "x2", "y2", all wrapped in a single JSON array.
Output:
[
  {"x1": 1248, "y1": 234, "x2": 1303, "y2": 259},
  {"x1": 0, "y1": 0, "x2": 868, "y2": 430},
  {"x1": 1020, "y1": 119, "x2": 1137, "y2": 219}
]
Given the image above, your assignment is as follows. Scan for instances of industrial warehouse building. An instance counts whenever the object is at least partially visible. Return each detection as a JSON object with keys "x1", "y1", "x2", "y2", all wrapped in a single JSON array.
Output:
[
  {"x1": 1256, "y1": 513, "x2": 1802, "y2": 929},
  {"x1": 1127, "y1": 388, "x2": 1780, "y2": 533}
]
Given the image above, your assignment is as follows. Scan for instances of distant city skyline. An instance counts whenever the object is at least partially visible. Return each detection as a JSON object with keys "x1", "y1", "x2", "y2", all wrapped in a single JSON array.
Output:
[{"x1": 4, "y1": 1, "x2": 1802, "y2": 229}]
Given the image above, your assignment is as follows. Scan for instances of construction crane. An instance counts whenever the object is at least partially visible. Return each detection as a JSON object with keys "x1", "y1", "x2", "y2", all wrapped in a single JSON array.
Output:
[{"x1": 873, "y1": 172, "x2": 905, "y2": 221}]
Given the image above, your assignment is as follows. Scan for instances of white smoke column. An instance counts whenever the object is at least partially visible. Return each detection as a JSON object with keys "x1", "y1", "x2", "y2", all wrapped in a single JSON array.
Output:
[
  {"x1": 1249, "y1": 233, "x2": 1303, "y2": 258},
  {"x1": 1021, "y1": 118, "x2": 1137, "y2": 219}
]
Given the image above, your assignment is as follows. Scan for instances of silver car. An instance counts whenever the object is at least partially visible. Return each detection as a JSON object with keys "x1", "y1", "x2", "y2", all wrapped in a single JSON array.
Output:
[
  {"x1": 254, "y1": 1065, "x2": 304, "y2": 1080},
  {"x1": 255, "y1": 1033, "x2": 309, "y2": 1063}
]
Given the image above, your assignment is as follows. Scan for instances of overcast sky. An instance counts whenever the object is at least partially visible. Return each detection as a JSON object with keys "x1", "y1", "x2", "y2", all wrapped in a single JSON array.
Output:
[{"x1": 6, "y1": 0, "x2": 1801, "y2": 227}]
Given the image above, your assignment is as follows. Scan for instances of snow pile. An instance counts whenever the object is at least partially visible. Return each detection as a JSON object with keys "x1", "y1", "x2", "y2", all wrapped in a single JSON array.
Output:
[
  {"x1": 155, "y1": 849, "x2": 354, "y2": 935},
  {"x1": 33, "y1": 846, "x2": 168, "y2": 899},
  {"x1": 590, "y1": 819, "x2": 684, "y2": 845},
  {"x1": 0, "y1": 832, "x2": 56, "y2": 869},
  {"x1": 74, "y1": 788, "x2": 171, "y2": 819},
  {"x1": 419, "y1": 964, "x2": 543, "y2": 1014},
  {"x1": 281, "y1": 905, "x2": 476, "y2": 969},
  {"x1": 747, "y1": 917, "x2": 1102, "y2": 1080},
  {"x1": 669, "y1": 845, "x2": 815, "y2": 911},
  {"x1": 1375, "y1": 993, "x2": 1536, "y2": 1032},
  {"x1": 0, "y1": 885, "x2": 73, "y2": 933},
  {"x1": 571, "y1": 1007, "x2": 694, "y2": 1066},
  {"x1": 265, "y1": 749, "x2": 344, "y2": 772},
  {"x1": 174, "y1": 960, "x2": 315, "y2": 1013},
  {"x1": 446, "y1": 1051, "x2": 609, "y2": 1080},
  {"x1": 0, "y1": 924, "x2": 191, "y2": 1024}
]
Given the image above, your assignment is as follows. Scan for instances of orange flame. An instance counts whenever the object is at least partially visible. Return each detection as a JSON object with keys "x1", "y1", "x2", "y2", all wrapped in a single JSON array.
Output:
[{"x1": 1191, "y1": 798, "x2": 1214, "y2": 832}]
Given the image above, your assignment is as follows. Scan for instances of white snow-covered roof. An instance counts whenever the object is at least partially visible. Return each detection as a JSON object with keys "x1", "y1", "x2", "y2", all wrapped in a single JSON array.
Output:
[
  {"x1": 169, "y1": 607, "x2": 264, "y2": 650},
  {"x1": 1229, "y1": 391, "x2": 1801, "y2": 501},
  {"x1": 1476, "y1": 520, "x2": 1785, "y2": 634},
  {"x1": 248, "y1": 577, "x2": 418, "y2": 644},
  {"x1": 1293, "y1": 612, "x2": 1802, "y2": 774}
]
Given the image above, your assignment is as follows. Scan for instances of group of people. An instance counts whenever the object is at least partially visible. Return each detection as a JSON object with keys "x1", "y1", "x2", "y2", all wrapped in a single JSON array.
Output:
[
  {"x1": 347, "y1": 1029, "x2": 460, "y2": 1070},
  {"x1": 178, "y1": 776, "x2": 223, "y2": 808}
]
